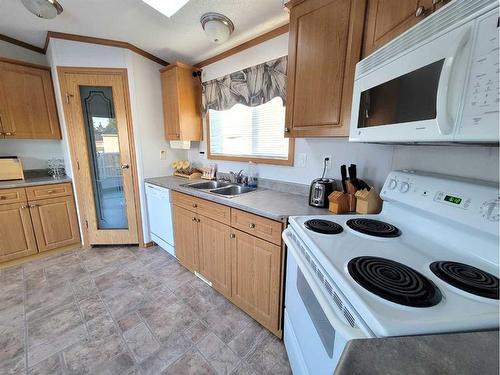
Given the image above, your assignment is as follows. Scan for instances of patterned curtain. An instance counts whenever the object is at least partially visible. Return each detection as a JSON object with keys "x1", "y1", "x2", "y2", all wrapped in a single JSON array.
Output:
[{"x1": 202, "y1": 55, "x2": 287, "y2": 112}]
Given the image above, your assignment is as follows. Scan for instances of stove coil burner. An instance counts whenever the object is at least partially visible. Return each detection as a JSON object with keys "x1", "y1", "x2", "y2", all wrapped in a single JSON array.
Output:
[
  {"x1": 304, "y1": 219, "x2": 343, "y2": 235},
  {"x1": 346, "y1": 219, "x2": 401, "y2": 238},
  {"x1": 348, "y1": 256, "x2": 442, "y2": 307},
  {"x1": 430, "y1": 261, "x2": 499, "y2": 300}
]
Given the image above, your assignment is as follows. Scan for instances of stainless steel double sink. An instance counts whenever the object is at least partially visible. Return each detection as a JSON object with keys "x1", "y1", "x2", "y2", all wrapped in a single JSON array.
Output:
[{"x1": 181, "y1": 180, "x2": 257, "y2": 197}]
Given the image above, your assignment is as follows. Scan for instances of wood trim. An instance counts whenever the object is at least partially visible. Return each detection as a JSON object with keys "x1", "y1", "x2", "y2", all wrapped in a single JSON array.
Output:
[
  {"x1": 194, "y1": 24, "x2": 289, "y2": 68},
  {"x1": 57, "y1": 67, "x2": 144, "y2": 248},
  {"x1": 206, "y1": 112, "x2": 295, "y2": 166},
  {"x1": 0, "y1": 56, "x2": 50, "y2": 71},
  {"x1": 142, "y1": 241, "x2": 155, "y2": 248},
  {"x1": 45, "y1": 31, "x2": 169, "y2": 66},
  {"x1": 0, "y1": 243, "x2": 81, "y2": 269},
  {"x1": 0, "y1": 33, "x2": 45, "y2": 54}
]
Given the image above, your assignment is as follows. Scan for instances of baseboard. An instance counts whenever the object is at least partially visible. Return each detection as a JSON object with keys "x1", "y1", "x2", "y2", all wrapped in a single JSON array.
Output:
[{"x1": 0, "y1": 243, "x2": 82, "y2": 269}]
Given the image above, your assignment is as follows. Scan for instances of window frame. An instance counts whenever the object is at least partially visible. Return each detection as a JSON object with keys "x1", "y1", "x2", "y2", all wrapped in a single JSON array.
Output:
[{"x1": 205, "y1": 109, "x2": 295, "y2": 166}]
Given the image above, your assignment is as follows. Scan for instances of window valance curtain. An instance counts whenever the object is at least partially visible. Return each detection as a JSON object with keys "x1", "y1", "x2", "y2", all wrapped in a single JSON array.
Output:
[{"x1": 202, "y1": 55, "x2": 287, "y2": 113}]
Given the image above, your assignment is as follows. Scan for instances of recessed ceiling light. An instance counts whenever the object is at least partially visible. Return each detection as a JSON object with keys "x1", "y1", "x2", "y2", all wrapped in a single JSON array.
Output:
[{"x1": 142, "y1": 0, "x2": 190, "y2": 17}]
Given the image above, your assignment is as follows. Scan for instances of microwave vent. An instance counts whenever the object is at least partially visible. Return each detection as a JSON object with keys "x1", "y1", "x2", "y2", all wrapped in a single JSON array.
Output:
[{"x1": 357, "y1": 0, "x2": 497, "y2": 76}]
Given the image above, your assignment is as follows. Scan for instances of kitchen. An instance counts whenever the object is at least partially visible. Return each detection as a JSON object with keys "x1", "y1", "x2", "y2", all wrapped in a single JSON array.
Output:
[{"x1": 0, "y1": 0, "x2": 498, "y2": 374}]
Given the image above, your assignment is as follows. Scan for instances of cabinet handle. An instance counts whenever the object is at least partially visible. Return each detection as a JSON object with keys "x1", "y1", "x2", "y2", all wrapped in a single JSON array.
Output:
[
  {"x1": 121, "y1": 164, "x2": 130, "y2": 169},
  {"x1": 192, "y1": 203, "x2": 198, "y2": 208},
  {"x1": 415, "y1": 5, "x2": 428, "y2": 17},
  {"x1": 47, "y1": 190, "x2": 54, "y2": 194},
  {"x1": 249, "y1": 223, "x2": 256, "y2": 229},
  {"x1": 230, "y1": 233, "x2": 236, "y2": 239}
]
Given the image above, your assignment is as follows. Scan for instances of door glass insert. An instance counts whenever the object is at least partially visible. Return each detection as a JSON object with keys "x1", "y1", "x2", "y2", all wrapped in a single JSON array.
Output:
[
  {"x1": 358, "y1": 59, "x2": 445, "y2": 128},
  {"x1": 80, "y1": 86, "x2": 128, "y2": 229}
]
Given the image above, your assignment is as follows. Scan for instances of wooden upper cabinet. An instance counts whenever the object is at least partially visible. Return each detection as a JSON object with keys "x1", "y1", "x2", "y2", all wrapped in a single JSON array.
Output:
[
  {"x1": 160, "y1": 62, "x2": 202, "y2": 141},
  {"x1": 197, "y1": 215, "x2": 232, "y2": 297},
  {"x1": 285, "y1": 0, "x2": 366, "y2": 137},
  {"x1": 0, "y1": 202, "x2": 37, "y2": 262},
  {"x1": 363, "y1": 0, "x2": 434, "y2": 56},
  {"x1": 0, "y1": 58, "x2": 61, "y2": 139}
]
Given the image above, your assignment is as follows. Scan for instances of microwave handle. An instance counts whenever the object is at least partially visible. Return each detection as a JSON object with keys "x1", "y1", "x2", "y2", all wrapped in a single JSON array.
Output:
[
  {"x1": 435, "y1": 27, "x2": 472, "y2": 135},
  {"x1": 286, "y1": 232, "x2": 367, "y2": 339}
]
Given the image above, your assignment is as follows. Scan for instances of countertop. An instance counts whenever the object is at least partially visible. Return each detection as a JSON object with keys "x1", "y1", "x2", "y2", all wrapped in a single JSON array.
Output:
[
  {"x1": 0, "y1": 175, "x2": 72, "y2": 189},
  {"x1": 335, "y1": 330, "x2": 499, "y2": 375},
  {"x1": 144, "y1": 176, "x2": 330, "y2": 221}
]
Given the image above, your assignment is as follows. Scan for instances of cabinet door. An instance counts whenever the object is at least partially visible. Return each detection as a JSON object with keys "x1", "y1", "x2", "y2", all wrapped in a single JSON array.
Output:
[
  {"x1": 0, "y1": 202, "x2": 37, "y2": 262},
  {"x1": 285, "y1": 0, "x2": 366, "y2": 137},
  {"x1": 197, "y1": 216, "x2": 231, "y2": 297},
  {"x1": 29, "y1": 196, "x2": 80, "y2": 252},
  {"x1": 231, "y1": 229, "x2": 281, "y2": 332},
  {"x1": 172, "y1": 205, "x2": 199, "y2": 272},
  {"x1": 161, "y1": 67, "x2": 181, "y2": 140},
  {"x1": 363, "y1": 0, "x2": 434, "y2": 56},
  {"x1": 0, "y1": 61, "x2": 61, "y2": 139}
]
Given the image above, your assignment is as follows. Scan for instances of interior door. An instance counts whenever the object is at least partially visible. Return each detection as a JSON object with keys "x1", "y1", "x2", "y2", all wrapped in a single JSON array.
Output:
[{"x1": 59, "y1": 69, "x2": 139, "y2": 245}]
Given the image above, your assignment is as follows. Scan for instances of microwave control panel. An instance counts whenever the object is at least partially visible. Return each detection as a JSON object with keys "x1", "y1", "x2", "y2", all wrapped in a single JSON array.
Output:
[{"x1": 457, "y1": 9, "x2": 499, "y2": 142}]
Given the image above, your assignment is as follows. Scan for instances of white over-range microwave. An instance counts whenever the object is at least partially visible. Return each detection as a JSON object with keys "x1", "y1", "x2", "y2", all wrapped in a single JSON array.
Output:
[{"x1": 350, "y1": 0, "x2": 499, "y2": 144}]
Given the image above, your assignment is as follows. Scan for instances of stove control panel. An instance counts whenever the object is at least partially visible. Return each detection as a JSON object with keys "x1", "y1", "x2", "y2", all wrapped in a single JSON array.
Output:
[{"x1": 381, "y1": 170, "x2": 499, "y2": 236}]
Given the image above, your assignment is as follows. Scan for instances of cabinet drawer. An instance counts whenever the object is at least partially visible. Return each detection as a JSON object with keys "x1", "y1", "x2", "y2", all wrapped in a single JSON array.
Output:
[
  {"x1": 172, "y1": 191, "x2": 230, "y2": 225},
  {"x1": 0, "y1": 188, "x2": 27, "y2": 205},
  {"x1": 231, "y1": 209, "x2": 282, "y2": 245},
  {"x1": 26, "y1": 183, "x2": 72, "y2": 201}
]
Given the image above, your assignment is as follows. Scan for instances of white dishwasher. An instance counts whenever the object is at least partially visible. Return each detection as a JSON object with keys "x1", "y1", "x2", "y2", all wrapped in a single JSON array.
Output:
[{"x1": 145, "y1": 183, "x2": 175, "y2": 257}]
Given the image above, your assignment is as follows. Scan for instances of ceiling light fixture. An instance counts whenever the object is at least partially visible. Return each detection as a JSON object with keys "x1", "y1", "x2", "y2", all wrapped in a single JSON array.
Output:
[
  {"x1": 142, "y1": 0, "x2": 190, "y2": 17},
  {"x1": 200, "y1": 13, "x2": 235, "y2": 44},
  {"x1": 21, "y1": 0, "x2": 63, "y2": 19}
]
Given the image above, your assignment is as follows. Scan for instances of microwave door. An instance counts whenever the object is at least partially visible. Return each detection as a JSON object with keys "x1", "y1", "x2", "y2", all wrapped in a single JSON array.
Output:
[{"x1": 350, "y1": 21, "x2": 474, "y2": 143}]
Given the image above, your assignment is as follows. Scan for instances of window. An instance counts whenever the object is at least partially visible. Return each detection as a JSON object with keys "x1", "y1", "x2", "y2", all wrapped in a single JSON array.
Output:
[{"x1": 207, "y1": 97, "x2": 293, "y2": 165}]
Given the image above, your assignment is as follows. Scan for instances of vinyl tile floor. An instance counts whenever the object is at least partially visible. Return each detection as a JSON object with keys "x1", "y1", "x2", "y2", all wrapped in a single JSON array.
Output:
[{"x1": 0, "y1": 246, "x2": 292, "y2": 375}]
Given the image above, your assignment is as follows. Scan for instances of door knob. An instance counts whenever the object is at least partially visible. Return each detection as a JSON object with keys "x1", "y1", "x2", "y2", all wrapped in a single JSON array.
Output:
[{"x1": 121, "y1": 164, "x2": 130, "y2": 169}]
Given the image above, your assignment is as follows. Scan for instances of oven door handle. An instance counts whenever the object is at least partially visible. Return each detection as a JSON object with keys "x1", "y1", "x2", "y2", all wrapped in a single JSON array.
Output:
[
  {"x1": 286, "y1": 237, "x2": 367, "y2": 340},
  {"x1": 436, "y1": 26, "x2": 472, "y2": 135}
]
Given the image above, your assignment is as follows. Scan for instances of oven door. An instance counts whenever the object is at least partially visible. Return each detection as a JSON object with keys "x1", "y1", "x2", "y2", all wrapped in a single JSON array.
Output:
[
  {"x1": 283, "y1": 228, "x2": 368, "y2": 375},
  {"x1": 349, "y1": 19, "x2": 473, "y2": 143}
]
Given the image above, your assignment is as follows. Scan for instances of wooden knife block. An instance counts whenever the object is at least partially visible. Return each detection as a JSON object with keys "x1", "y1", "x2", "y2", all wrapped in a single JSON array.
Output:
[
  {"x1": 328, "y1": 191, "x2": 350, "y2": 214},
  {"x1": 345, "y1": 180, "x2": 359, "y2": 212},
  {"x1": 355, "y1": 187, "x2": 383, "y2": 214}
]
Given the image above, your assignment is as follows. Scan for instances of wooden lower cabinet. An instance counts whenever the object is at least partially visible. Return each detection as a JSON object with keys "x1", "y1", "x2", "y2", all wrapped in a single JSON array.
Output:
[
  {"x1": 230, "y1": 229, "x2": 282, "y2": 332},
  {"x1": 0, "y1": 183, "x2": 81, "y2": 263},
  {"x1": 0, "y1": 202, "x2": 37, "y2": 262},
  {"x1": 197, "y1": 215, "x2": 232, "y2": 297},
  {"x1": 172, "y1": 205, "x2": 199, "y2": 272},
  {"x1": 29, "y1": 196, "x2": 80, "y2": 252}
]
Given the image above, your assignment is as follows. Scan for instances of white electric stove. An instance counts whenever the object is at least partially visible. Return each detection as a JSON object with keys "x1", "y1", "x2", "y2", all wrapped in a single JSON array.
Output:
[{"x1": 282, "y1": 170, "x2": 499, "y2": 375}]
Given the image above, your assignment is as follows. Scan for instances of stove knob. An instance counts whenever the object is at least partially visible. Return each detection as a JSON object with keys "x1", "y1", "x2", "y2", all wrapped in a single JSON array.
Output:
[
  {"x1": 388, "y1": 179, "x2": 398, "y2": 190},
  {"x1": 399, "y1": 182, "x2": 410, "y2": 193}
]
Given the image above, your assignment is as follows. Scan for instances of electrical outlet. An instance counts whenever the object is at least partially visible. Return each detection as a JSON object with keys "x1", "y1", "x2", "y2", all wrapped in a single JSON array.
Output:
[
  {"x1": 297, "y1": 153, "x2": 307, "y2": 168},
  {"x1": 324, "y1": 155, "x2": 332, "y2": 168},
  {"x1": 160, "y1": 150, "x2": 167, "y2": 160}
]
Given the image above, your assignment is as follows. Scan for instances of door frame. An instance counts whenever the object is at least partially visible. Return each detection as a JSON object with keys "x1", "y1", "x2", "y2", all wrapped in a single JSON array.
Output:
[{"x1": 57, "y1": 67, "x2": 143, "y2": 248}]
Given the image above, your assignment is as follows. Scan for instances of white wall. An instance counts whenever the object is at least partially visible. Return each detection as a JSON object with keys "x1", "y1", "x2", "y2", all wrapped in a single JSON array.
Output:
[
  {"x1": 189, "y1": 33, "x2": 499, "y2": 189},
  {"x1": 0, "y1": 40, "x2": 64, "y2": 169},
  {"x1": 46, "y1": 38, "x2": 188, "y2": 243},
  {"x1": 0, "y1": 40, "x2": 47, "y2": 65}
]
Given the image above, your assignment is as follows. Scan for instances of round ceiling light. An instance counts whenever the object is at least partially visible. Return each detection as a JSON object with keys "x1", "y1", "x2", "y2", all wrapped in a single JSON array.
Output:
[
  {"x1": 200, "y1": 12, "x2": 235, "y2": 44},
  {"x1": 21, "y1": 0, "x2": 63, "y2": 19}
]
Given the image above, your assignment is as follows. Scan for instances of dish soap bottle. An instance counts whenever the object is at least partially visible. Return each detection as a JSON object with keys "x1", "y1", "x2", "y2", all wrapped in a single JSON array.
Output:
[{"x1": 246, "y1": 161, "x2": 258, "y2": 188}]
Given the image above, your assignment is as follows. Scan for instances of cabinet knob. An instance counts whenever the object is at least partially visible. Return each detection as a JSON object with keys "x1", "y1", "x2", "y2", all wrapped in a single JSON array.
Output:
[
  {"x1": 47, "y1": 190, "x2": 54, "y2": 194},
  {"x1": 5, "y1": 132, "x2": 12, "y2": 136},
  {"x1": 121, "y1": 164, "x2": 130, "y2": 169},
  {"x1": 230, "y1": 233, "x2": 236, "y2": 239},
  {"x1": 21, "y1": 205, "x2": 28, "y2": 209},
  {"x1": 29, "y1": 204, "x2": 38, "y2": 208},
  {"x1": 249, "y1": 223, "x2": 256, "y2": 229},
  {"x1": 284, "y1": 128, "x2": 290, "y2": 133},
  {"x1": 0, "y1": 196, "x2": 5, "y2": 200},
  {"x1": 192, "y1": 217, "x2": 197, "y2": 221},
  {"x1": 415, "y1": 5, "x2": 427, "y2": 17},
  {"x1": 192, "y1": 203, "x2": 198, "y2": 208}
]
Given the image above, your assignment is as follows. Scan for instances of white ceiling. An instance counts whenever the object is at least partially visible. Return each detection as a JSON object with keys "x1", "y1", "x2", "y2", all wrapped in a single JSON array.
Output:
[{"x1": 0, "y1": 0, "x2": 289, "y2": 64}]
